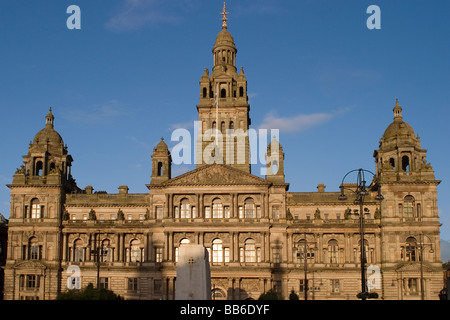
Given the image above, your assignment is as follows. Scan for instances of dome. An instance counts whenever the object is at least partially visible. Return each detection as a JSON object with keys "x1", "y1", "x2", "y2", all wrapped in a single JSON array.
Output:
[
  {"x1": 33, "y1": 127, "x2": 64, "y2": 145},
  {"x1": 155, "y1": 137, "x2": 169, "y2": 152},
  {"x1": 381, "y1": 99, "x2": 415, "y2": 140},
  {"x1": 32, "y1": 108, "x2": 64, "y2": 145},
  {"x1": 382, "y1": 120, "x2": 416, "y2": 140},
  {"x1": 214, "y1": 27, "x2": 236, "y2": 50}
]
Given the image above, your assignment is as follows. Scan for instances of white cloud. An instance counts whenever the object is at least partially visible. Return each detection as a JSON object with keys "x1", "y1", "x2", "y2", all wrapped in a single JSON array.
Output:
[{"x1": 257, "y1": 108, "x2": 349, "y2": 133}]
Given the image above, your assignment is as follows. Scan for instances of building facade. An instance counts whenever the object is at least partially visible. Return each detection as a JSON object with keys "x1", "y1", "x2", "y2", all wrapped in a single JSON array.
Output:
[{"x1": 2, "y1": 8, "x2": 444, "y2": 300}]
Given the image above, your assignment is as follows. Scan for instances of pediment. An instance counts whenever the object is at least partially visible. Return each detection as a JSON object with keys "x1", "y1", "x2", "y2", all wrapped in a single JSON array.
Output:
[
  {"x1": 395, "y1": 262, "x2": 433, "y2": 272},
  {"x1": 163, "y1": 164, "x2": 270, "y2": 187},
  {"x1": 13, "y1": 260, "x2": 47, "y2": 270}
]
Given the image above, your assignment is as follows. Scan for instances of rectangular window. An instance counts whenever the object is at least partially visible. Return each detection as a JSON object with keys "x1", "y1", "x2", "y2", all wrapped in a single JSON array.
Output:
[
  {"x1": 330, "y1": 279, "x2": 340, "y2": 293},
  {"x1": 239, "y1": 206, "x2": 243, "y2": 219},
  {"x1": 99, "y1": 277, "x2": 109, "y2": 290},
  {"x1": 155, "y1": 247, "x2": 163, "y2": 263},
  {"x1": 192, "y1": 206, "x2": 197, "y2": 218},
  {"x1": 299, "y1": 279, "x2": 305, "y2": 293},
  {"x1": 26, "y1": 275, "x2": 39, "y2": 289},
  {"x1": 224, "y1": 206, "x2": 230, "y2": 218},
  {"x1": 127, "y1": 278, "x2": 138, "y2": 291},
  {"x1": 224, "y1": 247, "x2": 230, "y2": 263},
  {"x1": 205, "y1": 206, "x2": 211, "y2": 219},
  {"x1": 154, "y1": 279, "x2": 162, "y2": 294},
  {"x1": 256, "y1": 206, "x2": 261, "y2": 218},
  {"x1": 156, "y1": 206, "x2": 163, "y2": 219},
  {"x1": 272, "y1": 205, "x2": 280, "y2": 219},
  {"x1": 407, "y1": 278, "x2": 419, "y2": 294},
  {"x1": 273, "y1": 247, "x2": 281, "y2": 263}
]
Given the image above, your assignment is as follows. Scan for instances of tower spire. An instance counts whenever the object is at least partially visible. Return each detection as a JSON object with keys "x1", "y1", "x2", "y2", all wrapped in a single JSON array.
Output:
[
  {"x1": 220, "y1": 2, "x2": 229, "y2": 29},
  {"x1": 393, "y1": 98, "x2": 402, "y2": 121}
]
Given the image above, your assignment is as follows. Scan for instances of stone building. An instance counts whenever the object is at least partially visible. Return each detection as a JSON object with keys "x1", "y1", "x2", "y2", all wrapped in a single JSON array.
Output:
[
  {"x1": 0, "y1": 213, "x2": 7, "y2": 300},
  {"x1": 2, "y1": 6, "x2": 443, "y2": 300}
]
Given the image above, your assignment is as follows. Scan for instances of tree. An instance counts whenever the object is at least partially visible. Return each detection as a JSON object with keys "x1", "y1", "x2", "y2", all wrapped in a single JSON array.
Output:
[
  {"x1": 56, "y1": 283, "x2": 123, "y2": 300},
  {"x1": 258, "y1": 289, "x2": 279, "y2": 300}
]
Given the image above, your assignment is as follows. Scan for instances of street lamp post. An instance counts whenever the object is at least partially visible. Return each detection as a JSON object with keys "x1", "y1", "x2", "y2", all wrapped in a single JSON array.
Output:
[
  {"x1": 296, "y1": 235, "x2": 317, "y2": 300},
  {"x1": 418, "y1": 233, "x2": 434, "y2": 300},
  {"x1": 88, "y1": 231, "x2": 110, "y2": 289},
  {"x1": 339, "y1": 168, "x2": 384, "y2": 300}
]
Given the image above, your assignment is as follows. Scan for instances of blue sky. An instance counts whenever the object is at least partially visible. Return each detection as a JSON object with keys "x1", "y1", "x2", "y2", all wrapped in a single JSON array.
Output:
[{"x1": 0, "y1": 1, "x2": 449, "y2": 245}]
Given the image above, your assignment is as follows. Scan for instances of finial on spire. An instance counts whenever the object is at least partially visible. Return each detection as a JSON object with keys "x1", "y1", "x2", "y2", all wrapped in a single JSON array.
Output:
[
  {"x1": 220, "y1": 2, "x2": 229, "y2": 28},
  {"x1": 45, "y1": 107, "x2": 55, "y2": 128},
  {"x1": 393, "y1": 98, "x2": 402, "y2": 121}
]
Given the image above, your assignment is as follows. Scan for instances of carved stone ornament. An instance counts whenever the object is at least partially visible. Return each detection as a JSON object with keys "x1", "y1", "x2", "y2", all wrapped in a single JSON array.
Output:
[{"x1": 163, "y1": 163, "x2": 270, "y2": 186}]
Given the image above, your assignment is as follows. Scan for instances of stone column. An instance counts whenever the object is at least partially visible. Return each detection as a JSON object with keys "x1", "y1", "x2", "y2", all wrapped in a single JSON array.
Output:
[
  {"x1": 233, "y1": 193, "x2": 238, "y2": 218},
  {"x1": 165, "y1": 194, "x2": 169, "y2": 218}
]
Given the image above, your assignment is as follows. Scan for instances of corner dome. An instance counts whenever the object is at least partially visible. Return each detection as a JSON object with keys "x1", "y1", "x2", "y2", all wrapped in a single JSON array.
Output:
[
  {"x1": 32, "y1": 108, "x2": 64, "y2": 145},
  {"x1": 155, "y1": 137, "x2": 169, "y2": 152},
  {"x1": 381, "y1": 99, "x2": 416, "y2": 141}
]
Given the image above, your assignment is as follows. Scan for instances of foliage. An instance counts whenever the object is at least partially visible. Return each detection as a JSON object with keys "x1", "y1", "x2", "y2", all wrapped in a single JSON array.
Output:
[
  {"x1": 258, "y1": 289, "x2": 279, "y2": 300},
  {"x1": 56, "y1": 283, "x2": 123, "y2": 300},
  {"x1": 356, "y1": 291, "x2": 378, "y2": 300}
]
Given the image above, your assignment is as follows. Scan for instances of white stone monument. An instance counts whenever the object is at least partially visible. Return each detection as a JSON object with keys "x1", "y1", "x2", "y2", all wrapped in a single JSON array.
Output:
[{"x1": 175, "y1": 244, "x2": 211, "y2": 300}]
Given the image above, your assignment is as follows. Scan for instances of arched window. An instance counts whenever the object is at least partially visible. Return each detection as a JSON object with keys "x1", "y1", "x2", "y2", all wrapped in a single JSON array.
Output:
[
  {"x1": 221, "y1": 88, "x2": 226, "y2": 98},
  {"x1": 404, "y1": 237, "x2": 417, "y2": 261},
  {"x1": 403, "y1": 195, "x2": 415, "y2": 218},
  {"x1": 74, "y1": 239, "x2": 84, "y2": 262},
  {"x1": 389, "y1": 158, "x2": 395, "y2": 170},
  {"x1": 180, "y1": 198, "x2": 190, "y2": 219},
  {"x1": 212, "y1": 198, "x2": 223, "y2": 219},
  {"x1": 212, "y1": 239, "x2": 223, "y2": 265},
  {"x1": 175, "y1": 238, "x2": 190, "y2": 262},
  {"x1": 244, "y1": 239, "x2": 256, "y2": 264},
  {"x1": 35, "y1": 161, "x2": 43, "y2": 176},
  {"x1": 31, "y1": 198, "x2": 41, "y2": 219},
  {"x1": 101, "y1": 239, "x2": 112, "y2": 262},
  {"x1": 157, "y1": 162, "x2": 163, "y2": 176},
  {"x1": 202, "y1": 87, "x2": 207, "y2": 98},
  {"x1": 180, "y1": 238, "x2": 190, "y2": 245},
  {"x1": 212, "y1": 121, "x2": 216, "y2": 130},
  {"x1": 244, "y1": 198, "x2": 255, "y2": 219},
  {"x1": 130, "y1": 239, "x2": 142, "y2": 263},
  {"x1": 212, "y1": 288, "x2": 227, "y2": 300},
  {"x1": 28, "y1": 237, "x2": 40, "y2": 260},
  {"x1": 295, "y1": 239, "x2": 307, "y2": 263},
  {"x1": 402, "y1": 156, "x2": 410, "y2": 171},
  {"x1": 229, "y1": 121, "x2": 234, "y2": 130},
  {"x1": 239, "y1": 86, "x2": 244, "y2": 97},
  {"x1": 221, "y1": 121, "x2": 225, "y2": 133},
  {"x1": 328, "y1": 239, "x2": 338, "y2": 264}
]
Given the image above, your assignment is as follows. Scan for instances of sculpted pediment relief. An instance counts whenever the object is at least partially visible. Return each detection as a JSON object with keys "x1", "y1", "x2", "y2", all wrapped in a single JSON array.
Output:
[
  {"x1": 395, "y1": 262, "x2": 433, "y2": 272},
  {"x1": 13, "y1": 260, "x2": 47, "y2": 270},
  {"x1": 163, "y1": 164, "x2": 270, "y2": 186}
]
